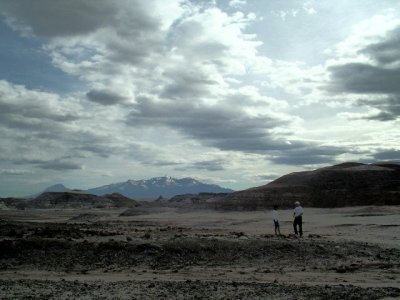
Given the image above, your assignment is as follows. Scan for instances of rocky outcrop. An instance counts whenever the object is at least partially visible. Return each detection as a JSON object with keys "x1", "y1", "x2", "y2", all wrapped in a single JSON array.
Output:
[
  {"x1": 26, "y1": 192, "x2": 138, "y2": 209},
  {"x1": 0, "y1": 198, "x2": 27, "y2": 210},
  {"x1": 212, "y1": 162, "x2": 400, "y2": 210},
  {"x1": 169, "y1": 192, "x2": 231, "y2": 204},
  {"x1": 103, "y1": 193, "x2": 139, "y2": 207}
]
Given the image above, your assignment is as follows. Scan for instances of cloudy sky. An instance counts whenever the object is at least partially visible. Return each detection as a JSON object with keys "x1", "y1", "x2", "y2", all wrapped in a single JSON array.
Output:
[{"x1": 1, "y1": 0, "x2": 400, "y2": 197}]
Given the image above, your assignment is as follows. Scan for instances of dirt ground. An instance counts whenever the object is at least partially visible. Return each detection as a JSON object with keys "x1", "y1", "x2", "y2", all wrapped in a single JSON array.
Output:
[{"x1": 0, "y1": 206, "x2": 399, "y2": 299}]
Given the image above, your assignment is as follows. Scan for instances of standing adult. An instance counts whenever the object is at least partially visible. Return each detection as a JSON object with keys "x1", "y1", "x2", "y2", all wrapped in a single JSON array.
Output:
[
  {"x1": 272, "y1": 205, "x2": 281, "y2": 236},
  {"x1": 293, "y1": 201, "x2": 303, "y2": 237}
]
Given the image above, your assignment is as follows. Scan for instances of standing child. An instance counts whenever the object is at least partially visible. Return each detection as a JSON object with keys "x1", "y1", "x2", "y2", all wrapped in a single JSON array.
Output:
[{"x1": 272, "y1": 205, "x2": 281, "y2": 235}]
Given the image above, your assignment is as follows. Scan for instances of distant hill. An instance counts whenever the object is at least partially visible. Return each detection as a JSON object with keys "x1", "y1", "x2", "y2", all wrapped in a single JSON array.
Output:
[
  {"x1": 27, "y1": 184, "x2": 71, "y2": 199},
  {"x1": 169, "y1": 192, "x2": 231, "y2": 204},
  {"x1": 210, "y1": 162, "x2": 400, "y2": 210},
  {"x1": 26, "y1": 191, "x2": 139, "y2": 209},
  {"x1": 86, "y1": 176, "x2": 234, "y2": 198}
]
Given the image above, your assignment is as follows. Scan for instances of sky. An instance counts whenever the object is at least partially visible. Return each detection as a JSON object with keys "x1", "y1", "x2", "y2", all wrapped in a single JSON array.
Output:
[{"x1": 1, "y1": 0, "x2": 400, "y2": 197}]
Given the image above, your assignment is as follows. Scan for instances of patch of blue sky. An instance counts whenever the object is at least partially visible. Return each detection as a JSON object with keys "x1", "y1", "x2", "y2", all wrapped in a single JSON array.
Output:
[
  {"x1": 0, "y1": 18, "x2": 84, "y2": 94},
  {"x1": 218, "y1": 0, "x2": 399, "y2": 65}
]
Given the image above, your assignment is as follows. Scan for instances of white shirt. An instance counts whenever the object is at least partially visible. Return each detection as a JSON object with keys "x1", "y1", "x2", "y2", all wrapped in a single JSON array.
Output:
[
  {"x1": 294, "y1": 206, "x2": 304, "y2": 217},
  {"x1": 272, "y1": 210, "x2": 279, "y2": 221}
]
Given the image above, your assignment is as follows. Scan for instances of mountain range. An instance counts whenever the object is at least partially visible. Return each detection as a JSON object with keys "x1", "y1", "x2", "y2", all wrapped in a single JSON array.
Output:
[
  {"x1": 33, "y1": 177, "x2": 234, "y2": 199},
  {"x1": 13, "y1": 162, "x2": 400, "y2": 210}
]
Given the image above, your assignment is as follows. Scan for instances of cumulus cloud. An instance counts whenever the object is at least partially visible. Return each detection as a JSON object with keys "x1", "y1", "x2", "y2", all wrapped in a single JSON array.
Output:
[
  {"x1": 255, "y1": 174, "x2": 279, "y2": 181},
  {"x1": 372, "y1": 149, "x2": 400, "y2": 161},
  {"x1": 326, "y1": 23, "x2": 400, "y2": 121},
  {"x1": 0, "y1": 169, "x2": 33, "y2": 176},
  {"x1": 86, "y1": 89, "x2": 127, "y2": 105},
  {"x1": 1, "y1": 1, "x2": 349, "y2": 169},
  {"x1": 0, "y1": 80, "x2": 127, "y2": 169},
  {"x1": 356, "y1": 96, "x2": 400, "y2": 121},
  {"x1": 328, "y1": 63, "x2": 400, "y2": 95},
  {"x1": 127, "y1": 96, "x2": 296, "y2": 153},
  {"x1": 361, "y1": 27, "x2": 400, "y2": 66},
  {"x1": 268, "y1": 146, "x2": 348, "y2": 165},
  {"x1": 160, "y1": 68, "x2": 218, "y2": 100},
  {"x1": 188, "y1": 160, "x2": 226, "y2": 172},
  {"x1": 38, "y1": 160, "x2": 84, "y2": 170},
  {"x1": 229, "y1": 0, "x2": 246, "y2": 8},
  {"x1": 0, "y1": 0, "x2": 157, "y2": 38},
  {"x1": 302, "y1": 1, "x2": 316, "y2": 15},
  {"x1": 0, "y1": 80, "x2": 79, "y2": 125},
  {"x1": 0, "y1": 0, "x2": 132, "y2": 37},
  {"x1": 3, "y1": 0, "x2": 387, "y2": 197}
]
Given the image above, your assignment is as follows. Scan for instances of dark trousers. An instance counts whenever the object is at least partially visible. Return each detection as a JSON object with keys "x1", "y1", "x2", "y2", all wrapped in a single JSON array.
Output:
[
  {"x1": 293, "y1": 216, "x2": 303, "y2": 236},
  {"x1": 274, "y1": 220, "x2": 280, "y2": 235}
]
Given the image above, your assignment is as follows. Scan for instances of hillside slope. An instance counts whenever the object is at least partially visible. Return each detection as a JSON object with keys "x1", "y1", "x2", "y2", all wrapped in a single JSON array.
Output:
[
  {"x1": 26, "y1": 192, "x2": 139, "y2": 209},
  {"x1": 211, "y1": 162, "x2": 400, "y2": 209}
]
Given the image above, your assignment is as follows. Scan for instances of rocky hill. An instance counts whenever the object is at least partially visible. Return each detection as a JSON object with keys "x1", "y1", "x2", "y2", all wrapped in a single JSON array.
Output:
[
  {"x1": 103, "y1": 193, "x2": 140, "y2": 208},
  {"x1": 87, "y1": 176, "x2": 233, "y2": 198},
  {"x1": 27, "y1": 184, "x2": 71, "y2": 199},
  {"x1": 0, "y1": 197, "x2": 27, "y2": 210},
  {"x1": 169, "y1": 192, "x2": 231, "y2": 205},
  {"x1": 210, "y1": 162, "x2": 400, "y2": 210},
  {"x1": 25, "y1": 192, "x2": 139, "y2": 209}
]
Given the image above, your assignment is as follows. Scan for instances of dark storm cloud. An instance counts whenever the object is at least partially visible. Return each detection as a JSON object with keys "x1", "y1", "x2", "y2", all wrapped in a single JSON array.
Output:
[
  {"x1": 0, "y1": 81, "x2": 80, "y2": 142},
  {"x1": 328, "y1": 63, "x2": 400, "y2": 94},
  {"x1": 0, "y1": 0, "x2": 117, "y2": 37},
  {"x1": 107, "y1": 38, "x2": 161, "y2": 65},
  {"x1": 268, "y1": 146, "x2": 347, "y2": 165},
  {"x1": 38, "y1": 160, "x2": 83, "y2": 170},
  {"x1": 12, "y1": 156, "x2": 85, "y2": 170},
  {"x1": 0, "y1": 169, "x2": 32, "y2": 176},
  {"x1": 270, "y1": 154, "x2": 335, "y2": 165},
  {"x1": 361, "y1": 27, "x2": 400, "y2": 65},
  {"x1": 143, "y1": 160, "x2": 181, "y2": 167},
  {"x1": 127, "y1": 96, "x2": 295, "y2": 153},
  {"x1": 189, "y1": 160, "x2": 226, "y2": 171},
  {"x1": 105, "y1": 11, "x2": 161, "y2": 65},
  {"x1": 127, "y1": 97, "x2": 349, "y2": 165},
  {"x1": 86, "y1": 89, "x2": 127, "y2": 105},
  {"x1": 0, "y1": 0, "x2": 162, "y2": 66},
  {"x1": 14, "y1": 158, "x2": 48, "y2": 165},
  {"x1": 327, "y1": 25, "x2": 400, "y2": 120},
  {"x1": 75, "y1": 145, "x2": 114, "y2": 158},
  {"x1": 0, "y1": 88, "x2": 78, "y2": 125},
  {"x1": 0, "y1": 101, "x2": 77, "y2": 122},
  {"x1": 356, "y1": 96, "x2": 400, "y2": 121},
  {"x1": 372, "y1": 149, "x2": 400, "y2": 161},
  {"x1": 362, "y1": 111, "x2": 397, "y2": 121},
  {"x1": 1, "y1": 79, "x2": 126, "y2": 160},
  {"x1": 160, "y1": 69, "x2": 218, "y2": 100},
  {"x1": 0, "y1": 114, "x2": 65, "y2": 132}
]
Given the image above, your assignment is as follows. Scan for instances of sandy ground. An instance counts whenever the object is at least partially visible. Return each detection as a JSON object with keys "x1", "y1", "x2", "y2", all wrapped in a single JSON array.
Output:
[{"x1": 0, "y1": 206, "x2": 399, "y2": 299}]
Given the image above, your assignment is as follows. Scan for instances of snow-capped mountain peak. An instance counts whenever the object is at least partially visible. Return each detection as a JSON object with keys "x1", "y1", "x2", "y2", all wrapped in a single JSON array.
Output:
[{"x1": 87, "y1": 176, "x2": 233, "y2": 198}]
